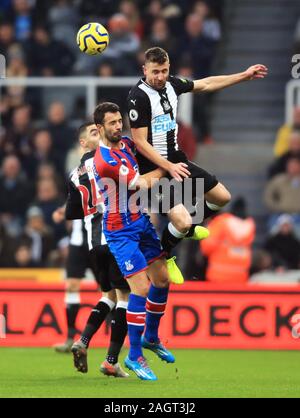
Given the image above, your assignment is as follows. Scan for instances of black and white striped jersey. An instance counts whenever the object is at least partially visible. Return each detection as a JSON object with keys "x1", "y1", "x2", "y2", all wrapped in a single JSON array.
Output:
[
  {"x1": 127, "y1": 76, "x2": 194, "y2": 174},
  {"x1": 69, "y1": 219, "x2": 87, "y2": 247},
  {"x1": 66, "y1": 150, "x2": 106, "y2": 251}
]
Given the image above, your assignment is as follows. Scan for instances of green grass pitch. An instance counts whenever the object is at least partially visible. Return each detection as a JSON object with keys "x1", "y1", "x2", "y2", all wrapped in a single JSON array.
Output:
[{"x1": 0, "y1": 348, "x2": 300, "y2": 398}]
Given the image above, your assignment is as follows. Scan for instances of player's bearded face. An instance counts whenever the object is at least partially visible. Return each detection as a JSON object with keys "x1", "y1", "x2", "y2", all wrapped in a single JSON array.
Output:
[
  {"x1": 144, "y1": 61, "x2": 170, "y2": 90},
  {"x1": 103, "y1": 112, "x2": 123, "y2": 143}
]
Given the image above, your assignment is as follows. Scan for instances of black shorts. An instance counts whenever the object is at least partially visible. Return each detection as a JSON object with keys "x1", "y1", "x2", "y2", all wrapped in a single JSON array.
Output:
[
  {"x1": 89, "y1": 245, "x2": 130, "y2": 293},
  {"x1": 66, "y1": 244, "x2": 93, "y2": 279},
  {"x1": 149, "y1": 158, "x2": 219, "y2": 216}
]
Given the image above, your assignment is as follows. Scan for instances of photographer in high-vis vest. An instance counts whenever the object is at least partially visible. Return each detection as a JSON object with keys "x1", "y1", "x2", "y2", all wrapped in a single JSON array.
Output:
[{"x1": 201, "y1": 198, "x2": 256, "y2": 283}]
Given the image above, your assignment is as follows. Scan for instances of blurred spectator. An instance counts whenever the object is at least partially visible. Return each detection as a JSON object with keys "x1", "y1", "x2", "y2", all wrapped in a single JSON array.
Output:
[
  {"x1": 193, "y1": 0, "x2": 222, "y2": 41},
  {"x1": 22, "y1": 129, "x2": 65, "y2": 178},
  {"x1": 0, "y1": 22, "x2": 15, "y2": 55},
  {"x1": 48, "y1": 0, "x2": 78, "y2": 52},
  {"x1": 25, "y1": 25, "x2": 75, "y2": 76},
  {"x1": 76, "y1": 0, "x2": 119, "y2": 21},
  {"x1": 10, "y1": 0, "x2": 34, "y2": 42},
  {"x1": 34, "y1": 177, "x2": 66, "y2": 240},
  {"x1": 103, "y1": 13, "x2": 140, "y2": 75},
  {"x1": 265, "y1": 157, "x2": 300, "y2": 214},
  {"x1": 268, "y1": 130, "x2": 300, "y2": 179},
  {"x1": 143, "y1": 0, "x2": 164, "y2": 36},
  {"x1": 180, "y1": 13, "x2": 217, "y2": 79},
  {"x1": 273, "y1": 107, "x2": 300, "y2": 157},
  {"x1": 96, "y1": 61, "x2": 129, "y2": 108},
  {"x1": 143, "y1": 17, "x2": 176, "y2": 63},
  {"x1": 119, "y1": 0, "x2": 144, "y2": 39},
  {"x1": 36, "y1": 162, "x2": 64, "y2": 193},
  {"x1": 0, "y1": 220, "x2": 16, "y2": 267},
  {"x1": 1, "y1": 103, "x2": 33, "y2": 160},
  {"x1": 47, "y1": 102, "x2": 75, "y2": 157},
  {"x1": 251, "y1": 249, "x2": 273, "y2": 276},
  {"x1": 18, "y1": 206, "x2": 55, "y2": 266},
  {"x1": 12, "y1": 244, "x2": 39, "y2": 268},
  {"x1": 6, "y1": 43, "x2": 28, "y2": 77},
  {"x1": 0, "y1": 155, "x2": 33, "y2": 225},
  {"x1": 264, "y1": 215, "x2": 300, "y2": 271},
  {"x1": 201, "y1": 198, "x2": 256, "y2": 283}
]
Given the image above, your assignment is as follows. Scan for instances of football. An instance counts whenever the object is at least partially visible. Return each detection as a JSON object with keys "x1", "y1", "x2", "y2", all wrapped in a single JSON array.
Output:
[{"x1": 76, "y1": 23, "x2": 109, "y2": 56}]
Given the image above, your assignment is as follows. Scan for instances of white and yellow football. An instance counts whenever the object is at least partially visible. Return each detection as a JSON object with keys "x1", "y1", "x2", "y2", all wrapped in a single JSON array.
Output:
[{"x1": 76, "y1": 23, "x2": 109, "y2": 56}]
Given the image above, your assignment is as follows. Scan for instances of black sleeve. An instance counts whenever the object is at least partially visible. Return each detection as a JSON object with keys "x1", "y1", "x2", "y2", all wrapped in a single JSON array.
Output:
[
  {"x1": 127, "y1": 87, "x2": 152, "y2": 129},
  {"x1": 65, "y1": 179, "x2": 84, "y2": 220},
  {"x1": 169, "y1": 76, "x2": 194, "y2": 96}
]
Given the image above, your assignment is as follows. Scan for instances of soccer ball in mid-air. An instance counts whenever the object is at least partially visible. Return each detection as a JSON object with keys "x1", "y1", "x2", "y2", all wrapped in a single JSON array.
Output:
[{"x1": 77, "y1": 23, "x2": 109, "y2": 56}]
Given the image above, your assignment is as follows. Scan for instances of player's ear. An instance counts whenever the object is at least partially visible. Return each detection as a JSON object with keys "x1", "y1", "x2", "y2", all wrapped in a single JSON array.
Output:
[{"x1": 142, "y1": 65, "x2": 146, "y2": 76}]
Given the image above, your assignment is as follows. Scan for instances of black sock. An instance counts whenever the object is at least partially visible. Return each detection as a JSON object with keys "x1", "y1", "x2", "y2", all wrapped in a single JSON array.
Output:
[
  {"x1": 107, "y1": 307, "x2": 128, "y2": 365},
  {"x1": 161, "y1": 226, "x2": 184, "y2": 258},
  {"x1": 66, "y1": 304, "x2": 80, "y2": 340},
  {"x1": 186, "y1": 225, "x2": 196, "y2": 238},
  {"x1": 80, "y1": 301, "x2": 111, "y2": 348}
]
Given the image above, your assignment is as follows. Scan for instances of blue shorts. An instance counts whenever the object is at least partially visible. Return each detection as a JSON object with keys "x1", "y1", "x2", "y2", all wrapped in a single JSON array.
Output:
[{"x1": 104, "y1": 215, "x2": 165, "y2": 278}]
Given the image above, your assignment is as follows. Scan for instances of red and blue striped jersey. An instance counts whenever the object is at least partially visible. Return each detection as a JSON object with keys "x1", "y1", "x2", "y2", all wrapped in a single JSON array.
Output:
[{"x1": 93, "y1": 137, "x2": 142, "y2": 232}]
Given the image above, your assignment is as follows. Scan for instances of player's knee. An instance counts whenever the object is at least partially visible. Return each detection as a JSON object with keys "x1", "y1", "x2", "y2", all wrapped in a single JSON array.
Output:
[
  {"x1": 135, "y1": 285, "x2": 149, "y2": 298},
  {"x1": 172, "y1": 214, "x2": 192, "y2": 233},
  {"x1": 151, "y1": 273, "x2": 169, "y2": 289},
  {"x1": 219, "y1": 189, "x2": 231, "y2": 207},
  {"x1": 103, "y1": 290, "x2": 117, "y2": 304},
  {"x1": 206, "y1": 184, "x2": 232, "y2": 208}
]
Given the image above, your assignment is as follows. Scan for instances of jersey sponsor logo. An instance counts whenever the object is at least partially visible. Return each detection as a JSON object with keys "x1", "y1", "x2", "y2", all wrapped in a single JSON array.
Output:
[
  {"x1": 129, "y1": 109, "x2": 139, "y2": 122},
  {"x1": 125, "y1": 260, "x2": 134, "y2": 272},
  {"x1": 153, "y1": 114, "x2": 176, "y2": 134},
  {"x1": 130, "y1": 99, "x2": 137, "y2": 106}
]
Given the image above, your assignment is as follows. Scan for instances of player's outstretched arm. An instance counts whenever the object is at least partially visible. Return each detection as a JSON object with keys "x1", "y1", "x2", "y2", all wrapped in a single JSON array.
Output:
[
  {"x1": 131, "y1": 127, "x2": 191, "y2": 182},
  {"x1": 193, "y1": 64, "x2": 268, "y2": 93}
]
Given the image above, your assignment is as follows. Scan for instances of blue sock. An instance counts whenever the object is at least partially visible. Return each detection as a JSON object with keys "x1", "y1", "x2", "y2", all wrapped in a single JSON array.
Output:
[
  {"x1": 126, "y1": 294, "x2": 146, "y2": 361},
  {"x1": 145, "y1": 285, "x2": 169, "y2": 343}
]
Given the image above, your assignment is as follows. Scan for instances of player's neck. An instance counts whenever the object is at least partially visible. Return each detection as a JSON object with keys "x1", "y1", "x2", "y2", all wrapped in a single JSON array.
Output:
[{"x1": 101, "y1": 138, "x2": 122, "y2": 150}]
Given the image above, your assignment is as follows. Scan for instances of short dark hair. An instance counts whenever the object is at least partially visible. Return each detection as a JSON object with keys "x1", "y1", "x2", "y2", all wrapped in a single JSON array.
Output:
[
  {"x1": 145, "y1": 47, "x2": 169, "y2": 65},
  {"x1": 94, "y1": 102, "x2": 120, "y2": 125},
  {"x1": 78, "y1": 122, "x2": 94, "y2": 139}
]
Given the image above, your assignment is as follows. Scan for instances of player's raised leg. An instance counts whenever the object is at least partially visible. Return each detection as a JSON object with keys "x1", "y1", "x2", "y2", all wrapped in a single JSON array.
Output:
[{"x1": 161, "y1": 205, "x2": 209, "y2": 284}]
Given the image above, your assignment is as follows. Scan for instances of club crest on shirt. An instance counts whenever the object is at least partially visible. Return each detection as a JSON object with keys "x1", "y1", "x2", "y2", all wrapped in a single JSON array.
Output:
[
  {"x1": 162, "y1": 100, "x2": 171, "y2": 112},
  {"x1": 125, "y1": 260, "x2": 134, "y2": 272},
  {"x1": 119, "y1": 165, "x2": 129, "y2": 176},
  {"x1": 129, "y1": 109, "x2": 139, "y2": 122}
]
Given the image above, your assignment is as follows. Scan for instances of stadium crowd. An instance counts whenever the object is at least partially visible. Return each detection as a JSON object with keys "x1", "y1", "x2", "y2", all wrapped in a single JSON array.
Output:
[{"x1": 1, "y1": 0, "x2": 300, "y2": 281}]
